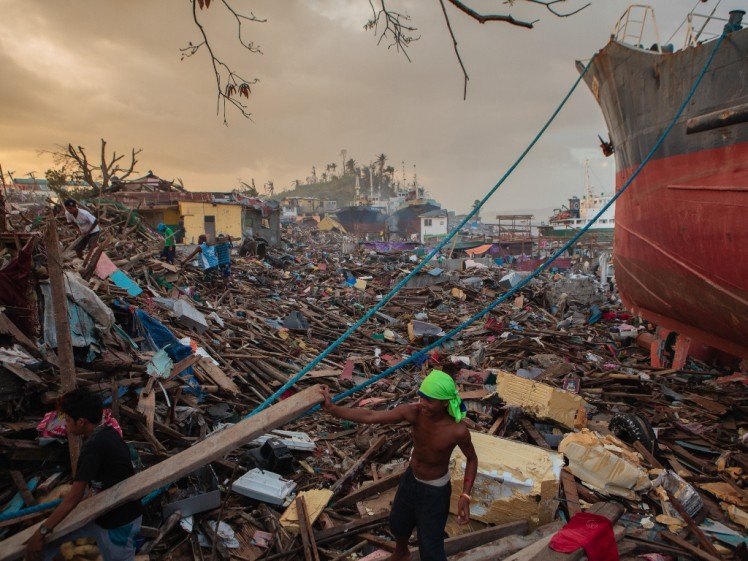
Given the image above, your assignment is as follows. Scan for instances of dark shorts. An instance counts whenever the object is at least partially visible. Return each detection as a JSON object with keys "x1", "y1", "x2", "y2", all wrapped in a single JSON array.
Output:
[
  {"x1": 219, "y1": 263, "x2": 231, "y2": 278},
  {"x1": 161, "y1": 245, "x2": 176, "y2": 263},
  {"x1": 73, "y1": 231, "x2": 99, "y2": 253},
  {"x1": 203, "y1": 266, "x2": 220, "y2": 283},
  {"x1": 390, "y1": 468, "x2": 451, "y2": 561}
]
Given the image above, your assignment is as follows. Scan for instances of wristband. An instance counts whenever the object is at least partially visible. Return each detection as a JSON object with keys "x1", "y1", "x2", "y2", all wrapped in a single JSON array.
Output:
[{"x1": 460, "y1": 493, "x2": 472, "y2": 502}]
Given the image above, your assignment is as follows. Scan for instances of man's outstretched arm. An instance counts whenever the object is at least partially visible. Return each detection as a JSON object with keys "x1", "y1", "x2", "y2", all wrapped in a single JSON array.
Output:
[{"x1": 320, "y1": 385, "x2": 414, "y2": 425}]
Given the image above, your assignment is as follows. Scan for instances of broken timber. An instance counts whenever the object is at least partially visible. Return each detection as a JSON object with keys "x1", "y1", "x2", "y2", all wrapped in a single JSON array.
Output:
[
  {"x1": 410, "y1": 520, "x2": 528, "y2": 561},
  {"x1": 43, "y1": 224, "x2": 81, "y2": 470},
  {"x1": 0, "y1": 385, "x2": 324, "y2": 561}
]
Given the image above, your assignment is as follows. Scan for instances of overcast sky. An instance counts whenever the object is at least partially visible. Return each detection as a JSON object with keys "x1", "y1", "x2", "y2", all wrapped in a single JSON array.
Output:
[{"x1": 0, "y1": 0, "x2": 742, "y2": 219}]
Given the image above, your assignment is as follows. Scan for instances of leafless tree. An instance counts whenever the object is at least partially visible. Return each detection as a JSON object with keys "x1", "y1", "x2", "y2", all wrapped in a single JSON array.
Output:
[{"x1": 45, "y1": 139, "x2": 141, "y2": 193}]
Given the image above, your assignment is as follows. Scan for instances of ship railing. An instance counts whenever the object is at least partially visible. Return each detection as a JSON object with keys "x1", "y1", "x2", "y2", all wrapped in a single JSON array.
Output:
[
  {"x1": 612, "y1": 5, "x2": 662, "y2": 52},
  {"x1": 681, "y1": 11, "x2": 730, "y2": 49}
]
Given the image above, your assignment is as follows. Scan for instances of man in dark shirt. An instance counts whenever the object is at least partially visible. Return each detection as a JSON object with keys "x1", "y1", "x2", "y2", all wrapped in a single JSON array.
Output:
[{"x1": 25, "y1": 388, "x2": 143, "y2": 561}]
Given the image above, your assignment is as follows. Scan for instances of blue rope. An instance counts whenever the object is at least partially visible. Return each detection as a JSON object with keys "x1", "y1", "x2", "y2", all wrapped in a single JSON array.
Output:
[
  {"x1": 0, "y1": 500, "x2": 61, "y2": 523},
  {"x1": 249, "y1": 56, "x2": 597, "y2": 416},
  {"x1": 320, "y1": 31, "x2": 727, "y2": 409}
]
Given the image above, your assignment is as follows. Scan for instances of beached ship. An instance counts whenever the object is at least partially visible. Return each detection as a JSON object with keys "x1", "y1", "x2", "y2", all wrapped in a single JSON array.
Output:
[
  {"x1": 539, "y1": 162, "x2": 615, "y2": 243},
  {"x1": 580, "y1": 5, "x2": 748, "y2": 358},
  {"x1": 387, "y1": 186, "x2": 441, "y2": 239},
  {"x1": 334, "y1": 175, "x2": 388, "y2": 235}
]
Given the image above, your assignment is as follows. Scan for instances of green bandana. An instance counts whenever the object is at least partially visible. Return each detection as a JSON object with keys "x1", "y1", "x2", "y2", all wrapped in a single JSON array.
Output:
[{"x1": 418, "y1": 369, "x2": 466, "y2": 422}]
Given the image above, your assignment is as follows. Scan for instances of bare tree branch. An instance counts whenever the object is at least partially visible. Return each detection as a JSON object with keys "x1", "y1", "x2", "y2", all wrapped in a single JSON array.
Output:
[
  {"x1": 522, "y1": 0, "x2": 591, "y2": 18},
  {"x1": 182, "y1": 0, "x2": 589, "y2": 120},
  {"x1": 438, "y1": 0, "x2": 470, "y2": 100},
  {"x1": 447, "y1": 0, "x2": 536, "y2": 28},
  {"x1": 365, "y1": 0, "x2": 420, "y2": 62},
  {"x1": 182, "y1": 0, "x2": 263, "y2": 124}
]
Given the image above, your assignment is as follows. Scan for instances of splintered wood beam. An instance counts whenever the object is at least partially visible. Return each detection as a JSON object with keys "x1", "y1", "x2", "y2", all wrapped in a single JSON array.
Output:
[
  {"x1": 335, "y1": 466, "x2": 406, "y2": 508},
  {"x1": 560, "y1": 469, "x2": 581, "y2": 518},
  {"x1": 0, "y1": 385, "x2": 324, "y2": 561},
  {"x1": 330, "y1": 435, "x2": 387, "y2": 497},
  {"x1": 8, "y1": 471, "x2": 36, "y2": 508},
  {"x1": 410, "y1": 520, "x2": 528, "y2": 561},
  {"x1": 313, "y1": 511, "x2": 390, "y2": 543},
  {"x1": 43, "y1": 224, "x2": 81, "y2": 471},
  {"x1": 660, "y1": 531, "x2": 723, "y2": 561},
  {"x1": 296, "y1": 496, "x2": 321, "y2": 561},
  {"x1": 665, "y1": 491, "x2": 722, "y2": 559}
]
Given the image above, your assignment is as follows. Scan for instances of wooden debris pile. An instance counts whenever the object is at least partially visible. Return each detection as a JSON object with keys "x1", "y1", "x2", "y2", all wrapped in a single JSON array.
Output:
[{"x1": 0, "y1": 205, "x2": 745, "y2": 561}]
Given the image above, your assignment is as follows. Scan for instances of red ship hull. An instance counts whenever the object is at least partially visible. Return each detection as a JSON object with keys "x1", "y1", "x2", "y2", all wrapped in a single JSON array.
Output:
[
  {"x1": 615, "y1": 144, "x2": 748, "y2": 358},
  {"x1": 583, "y1": 20, "x2": 748, "y2": 358}
]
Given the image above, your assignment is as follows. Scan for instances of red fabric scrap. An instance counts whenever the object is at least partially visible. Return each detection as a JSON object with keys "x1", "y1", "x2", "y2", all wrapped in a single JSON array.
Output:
[
  {"x1": 37, "y1": 409, "x2": 123, "y2": 438},
  {"x1": 549, "y1": 512, "x2": 619, "y2": 561}
]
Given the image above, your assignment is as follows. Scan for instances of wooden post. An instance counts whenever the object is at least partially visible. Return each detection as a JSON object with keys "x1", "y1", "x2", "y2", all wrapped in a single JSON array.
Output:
[
  {"x1": 0, "y1": 385, "x2": 325, "y2": 561},
  {"x1": 43, "y1": 223, "x2": 81, "y2": 471},
  {"x1": 296, "y1": 496, "x2": 321, "y2": 561}
]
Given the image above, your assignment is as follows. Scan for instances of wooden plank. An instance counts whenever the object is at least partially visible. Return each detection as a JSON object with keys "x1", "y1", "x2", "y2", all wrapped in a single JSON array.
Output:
[
  {"x1": 634, "y1": 440, "x2": 663, "y2": 469},
  {"x1": 9, "y1": 471, "x2": 36, "y2": 507},
  {"x1": 0, "y1": 311, "x2": 50, "y2": 363},
  {"x1": 0, "y1": 385, "x2": 325, "y2": 561},
  {"x1": 1, "y1": 363, "x2": 43, "y2": 384},
  {"x1": 453, "y1": 521, "x2": 563, "y2": 561},
  {"x1": 43, "y1": 224, "x2": 81, "y2": 471},
  {"x1": 665, "y1": 443, "x2": 716, "y2": 474},
  {"x1": 168, "y1": 354, "x2": 201, "y2": 381},
  {"x1": 519, "y1": 418, "x2": 551, "y2": 449},
  {"x1": 666, "y1": 490, "x2": 722, "y2": 558},
  {"x1": 330, "y1": 435, "x2": 387, "y2": 497},
  {"x1": 296, "y1": 496, "x2": 321, "y2": 561},
  {"x1": 410, "y1": 520, "x2": 527, "y2": 561},
  {"x1": 335, "y1": 466, "x2": 407, "y2": 508},
  {"x1": 314, "y1": 512, "x2": 390, "y2": 543},
  {"x1": 660, "y1": 531, "x2": 723, "y2": 561},
  {"x1": 560, "y1": 469, "x2": 581, "y2": 518},
  {"x1": 196, "y1": 357, "x2": 241, "y2": 394}
]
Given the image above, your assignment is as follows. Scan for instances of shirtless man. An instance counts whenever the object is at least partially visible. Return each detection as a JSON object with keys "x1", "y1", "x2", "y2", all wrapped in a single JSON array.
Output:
[{"x1": 321, "y1": 369, "x2": 478, "y2": 561}]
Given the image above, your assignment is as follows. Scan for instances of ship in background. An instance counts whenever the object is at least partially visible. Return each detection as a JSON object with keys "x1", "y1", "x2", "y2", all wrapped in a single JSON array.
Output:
[
  {"x1": 539, "y1": 160, "x2": 615, "y2": 244},
  {"x1": 334, "y1": 174, "x2": 388, "y2": 236},
  {"x1": 580, "y1": 4, "x2": 748, "y2": 358},
  {"x1": 387, "y1": 174, "x2": 442, "y2": 240}
]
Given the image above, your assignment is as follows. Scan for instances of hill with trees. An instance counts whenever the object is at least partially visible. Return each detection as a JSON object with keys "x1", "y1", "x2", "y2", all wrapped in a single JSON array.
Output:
[{"x1": 278, "y1": 152, "x2": 404, "y2": 208}]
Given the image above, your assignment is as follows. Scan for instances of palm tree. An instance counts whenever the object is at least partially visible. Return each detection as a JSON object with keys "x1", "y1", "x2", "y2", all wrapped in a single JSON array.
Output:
[
  {"x1": 329, "y1": 162, "x2": 337, "y2": 178},
  {"x1": 340, "y1": 149, "x2": 348, "y2": 174},
  {"x1": 346, "y1": 158, "x2": 357, "y2": 176},
  {"x1": 376, "y1": 153, "x2": 387, "y2": 178},
  {"x1": 384, "y1": 165, "x2": 396, "y2": 186}
]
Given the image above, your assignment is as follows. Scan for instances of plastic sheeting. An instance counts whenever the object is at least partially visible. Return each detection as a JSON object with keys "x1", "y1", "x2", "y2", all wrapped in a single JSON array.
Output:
[
  {"x1": 132, "y1": 308, "x2": 202, "y2": 397},
  {"x1": 40, "y1": 273, "x2": 115, "y2": 361}
]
